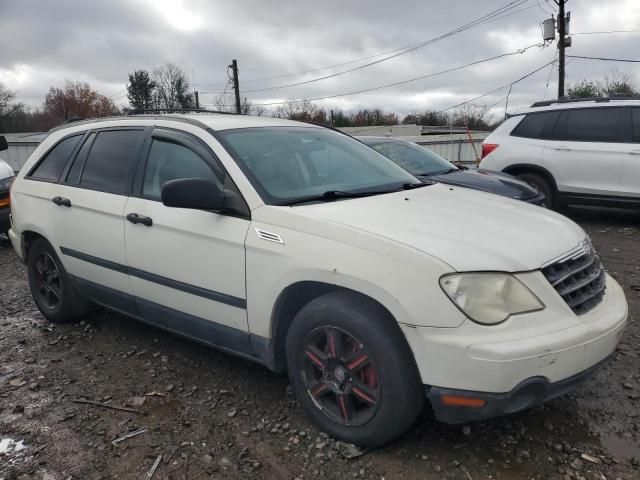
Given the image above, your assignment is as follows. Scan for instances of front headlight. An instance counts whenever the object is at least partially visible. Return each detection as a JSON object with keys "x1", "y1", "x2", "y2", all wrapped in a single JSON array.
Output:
[{"x1": 440, "y1": 273, "x2": 544, "y2": 325}]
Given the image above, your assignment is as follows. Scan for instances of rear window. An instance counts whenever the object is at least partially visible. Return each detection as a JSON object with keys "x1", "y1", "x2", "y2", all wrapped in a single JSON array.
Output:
[
  {"x1": 29, "y1": 134, "x2": 82, "y2": 181},
  {"x1": 564, "y1": 108, "x2": 623, "y2": 142},
  {"x1": 632, "y1": 108, "x2": 640, "y2": 143},
  {"x1": 79, "y1": 130, "x2": 144, "y2": 193},
  {"x1": 511, "y1": 111, "x2": 559, "y2": 139}
]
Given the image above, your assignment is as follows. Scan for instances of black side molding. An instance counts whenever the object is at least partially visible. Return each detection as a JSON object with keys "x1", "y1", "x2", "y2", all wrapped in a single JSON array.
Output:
[{"x1": 60, "y1": 247, "x2": 247, "y2": 309}]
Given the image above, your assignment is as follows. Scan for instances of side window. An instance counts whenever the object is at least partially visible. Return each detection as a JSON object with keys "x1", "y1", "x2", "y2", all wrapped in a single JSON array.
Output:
[
  {"x1": 142, "y1": 138, "x2": 223, "y2": 201},
  {"x1": 65, "y1": 133, "x2": 95, "y2": 184},
  {"x1": 80, "y1": 130, "x2": 144, "y2": 193},
  {"x1": 511, "y1": 111, "x2": 559, "y2": 139},
  {"x1": 29, "y1": 134, "x2": 82, "y2": 181},
  {"x1": 564, "y1": 108, "x2": 622, "y2": 142},
  {"x1": 632, "y1": 108, "x2": 640, "y2": 143}
]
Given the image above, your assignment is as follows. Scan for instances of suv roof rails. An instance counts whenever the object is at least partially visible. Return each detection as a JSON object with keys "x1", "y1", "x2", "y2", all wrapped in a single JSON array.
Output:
[
  {"x1": 531, "y1": 95, "x2": 640, "y2": 108},
  {"x1": 125, "y1": 108, "x2": 239, "y2": 115}
]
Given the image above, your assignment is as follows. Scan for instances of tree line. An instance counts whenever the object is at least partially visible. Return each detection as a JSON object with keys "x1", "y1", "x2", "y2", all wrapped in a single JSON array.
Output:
[{"x1": 1, "y1": 65, "x2": 637, "y2": 134}]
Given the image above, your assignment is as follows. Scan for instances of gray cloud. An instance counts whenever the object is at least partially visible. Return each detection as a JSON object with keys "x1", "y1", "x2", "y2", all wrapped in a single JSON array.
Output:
[{"x1": 1, "y1": 0, "x2": 638, "y2": 118}]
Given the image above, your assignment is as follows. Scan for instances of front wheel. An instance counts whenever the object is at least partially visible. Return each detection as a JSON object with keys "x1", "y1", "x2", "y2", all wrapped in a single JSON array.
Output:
[
  {"x1": 286, "y1": 291, "x2": 425, "y2": 447},
  {"x1": 27, "y1": 237, "x2": 89, "y2": 323}
]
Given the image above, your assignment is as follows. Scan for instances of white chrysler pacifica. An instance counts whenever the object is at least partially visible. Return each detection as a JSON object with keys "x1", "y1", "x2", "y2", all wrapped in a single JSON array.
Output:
[{"x1": 8, "y1": 114, "x2": 628, "y2": 447}]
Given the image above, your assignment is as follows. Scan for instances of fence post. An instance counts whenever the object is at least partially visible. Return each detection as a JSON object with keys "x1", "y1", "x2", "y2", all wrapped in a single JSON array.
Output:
[{"x1": 457, "y1": 139, "x2": 462, "y2": 163}]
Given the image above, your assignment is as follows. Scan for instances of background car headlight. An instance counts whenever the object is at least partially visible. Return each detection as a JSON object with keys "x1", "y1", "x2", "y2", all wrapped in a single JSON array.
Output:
[{"x1": 440, "y1": 273, "x2": 544, "y2": 325}]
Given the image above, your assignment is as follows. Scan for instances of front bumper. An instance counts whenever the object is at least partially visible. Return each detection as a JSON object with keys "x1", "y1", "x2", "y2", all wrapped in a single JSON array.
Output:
[
  {"x1": 427, "y1": 358, "x2": 606, "y2": 423},
  {"x1": 401, "y1": 271, "x2": 627, "y2": 403}
]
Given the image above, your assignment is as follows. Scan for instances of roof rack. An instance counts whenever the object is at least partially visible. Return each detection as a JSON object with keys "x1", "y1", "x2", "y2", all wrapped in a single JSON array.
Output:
[
  {"x1": 531, "y1": 95, "x2": 640, "y2": 108},
  {"x1": 125, "y1": 108, "x2": 239, "y2": 115}
]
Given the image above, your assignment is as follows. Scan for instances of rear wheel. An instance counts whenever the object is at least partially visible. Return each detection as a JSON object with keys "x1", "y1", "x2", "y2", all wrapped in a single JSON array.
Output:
[
  {"x1": 516, "y1": 172, "x2": 555, "y2": 208},
  {"x1": 27, "y1": 237, "x2": 89, "y2": 323},
  {"x1": 286, "y1": 291, "x2": 425, "y2": 447}
]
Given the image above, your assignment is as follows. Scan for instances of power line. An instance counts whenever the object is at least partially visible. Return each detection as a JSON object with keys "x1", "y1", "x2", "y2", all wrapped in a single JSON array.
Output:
[
  {"x1": 212, "y1": 44, "x2": 548, "y2": 108},
  {"x1": 573, "y1": 29, "x2": 640, "y2": 35},
  {"x1": 197, "y1": 0, "x2": 535, "y2": 89},
  {"x1": 567, "y1": 55, "x2": 640, "y2": 63},
  {"x1": 434, "y1": 59, "x2": 555, "y2": 114}
]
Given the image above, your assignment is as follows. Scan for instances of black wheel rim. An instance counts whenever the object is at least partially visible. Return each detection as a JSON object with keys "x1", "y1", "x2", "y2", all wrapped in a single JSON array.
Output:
[
  {"x1": 301, "y1": 327, "x2": 380, "y2": 427},
  {"x1": 35, "y1": 252, "x2": 62, "y2": 310}
]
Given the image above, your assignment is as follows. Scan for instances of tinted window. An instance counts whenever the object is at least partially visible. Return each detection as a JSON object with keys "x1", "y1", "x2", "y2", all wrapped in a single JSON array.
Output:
[
  {"x1": 80, "y1": 130, "x2": 144, "y2": 193},
  {"x1": 65, "y1": 133, "x2": 95, "y2": 184},
  {"x1": 565, "y1": 108, "x2": 622, "y2": 142},
  {"x1": 632, "y1": 108, "x2": 640, "y2": 143},
  {"x1": 143, "y1": 139, "x2": 222, "y2": 200},
  {"x1": 511, "y1": 111, "x2": 559, "y2": 139},
  {"x1": 30, "y1": 135, "x2": 82, "y2": 180}
]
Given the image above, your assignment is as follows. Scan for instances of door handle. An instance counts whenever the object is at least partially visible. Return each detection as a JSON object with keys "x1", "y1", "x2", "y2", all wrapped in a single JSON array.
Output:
[
  {"x1": 553, "y1": 146, "x2": 571, "y2": 151},
  {"x1": 630, "y1": 150, "x2": 640, "y2": 155},
  {"x1": 52, "y1": 196, "x2": 71, "y2": 207},
  {"x1": 126, "y1": 213, "x2": 153, "y2": 227}
]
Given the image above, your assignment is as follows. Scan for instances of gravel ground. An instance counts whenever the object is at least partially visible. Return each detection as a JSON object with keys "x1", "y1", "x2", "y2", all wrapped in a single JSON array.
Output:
[{"x1": 0, "y1": 207, "x2": 639, "y2": 480}]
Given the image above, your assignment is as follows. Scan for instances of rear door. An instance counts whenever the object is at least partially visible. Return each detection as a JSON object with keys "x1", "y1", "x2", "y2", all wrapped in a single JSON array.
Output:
[
  {"x1": 543, "y1": 107, "x2": 625, "y2": 198},
  {"x1": 52, "y1": 127, "x2": 146, "y2": 310},
  {"x1": 123, "y1": 128, "x2": 252, "y2": 351},
  {"x1": 620, "y1": 107, "x2": 640, "y2": 200}
]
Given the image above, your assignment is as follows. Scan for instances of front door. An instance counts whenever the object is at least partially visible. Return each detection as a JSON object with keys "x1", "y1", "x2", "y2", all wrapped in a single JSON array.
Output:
[{"x1": 123, "y1": 128, "x2": 251, "y2": 353}]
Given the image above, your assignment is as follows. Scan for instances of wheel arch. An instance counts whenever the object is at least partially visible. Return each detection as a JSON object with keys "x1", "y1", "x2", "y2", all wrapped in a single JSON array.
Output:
[
  {"x1": 259, "y1": 281, "x2": 418, "y2": 374},
  {"x1": 21, "y1": 229, "x2": 47, "y2": 263},
  {"x1": 502, "y1": 163, "x2": 559, "y2": 192}
]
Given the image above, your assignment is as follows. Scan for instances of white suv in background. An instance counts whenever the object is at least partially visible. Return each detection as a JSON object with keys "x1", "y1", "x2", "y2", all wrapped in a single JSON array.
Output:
[
  {"x1": 480, "y1": 98, "x2": 640, "y2": 209},
  {"x1": 8, "y1": 113, "x2": 628, "y2": 447}
]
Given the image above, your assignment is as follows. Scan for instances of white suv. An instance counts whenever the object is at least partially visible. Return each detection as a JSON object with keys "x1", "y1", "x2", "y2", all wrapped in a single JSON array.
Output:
[
  {"x1": 480, "y1": 98, "x2": 640, "y2": 209},
  {"x1": 8, "y1": 114, "x2": 628, "y2": 447}
]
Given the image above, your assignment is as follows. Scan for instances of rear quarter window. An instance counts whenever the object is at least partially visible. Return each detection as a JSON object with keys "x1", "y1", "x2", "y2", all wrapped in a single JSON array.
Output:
[
  {"x1": 510, "y1": 111, "x2": 559, "y2": 139},
  {"x1": 29, "y1": 134, "x2": 82, "y2": 181}
]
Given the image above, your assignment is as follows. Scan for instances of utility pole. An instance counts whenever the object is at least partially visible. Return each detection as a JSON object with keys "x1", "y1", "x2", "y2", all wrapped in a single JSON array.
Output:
[
  {"x1": 557, "y1": 0, "x2": 566, "y2": 98},
  {"x1": 330, "y1": 109, "x2": 334, "y2": 126},
  {"x1": 231, "y1": 59, "x2": 241, "y2": 114},
  {"x1": 194, "y1": 91, "x2": 199, "y2": 109}
]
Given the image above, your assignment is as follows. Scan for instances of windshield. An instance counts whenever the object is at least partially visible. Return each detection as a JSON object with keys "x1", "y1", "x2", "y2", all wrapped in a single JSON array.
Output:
[
  {"x1": 365, "y1": 140, "x2": 457, "y2": 176},
  {"x1": 218, "y1": 127, "x2": 418, "y2": 204}
]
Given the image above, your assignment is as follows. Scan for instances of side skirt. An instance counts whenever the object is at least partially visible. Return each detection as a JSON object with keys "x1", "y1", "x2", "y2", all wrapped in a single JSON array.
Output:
[{"x1": 72, "y1": 276, "x2": 271, "y2": 368}]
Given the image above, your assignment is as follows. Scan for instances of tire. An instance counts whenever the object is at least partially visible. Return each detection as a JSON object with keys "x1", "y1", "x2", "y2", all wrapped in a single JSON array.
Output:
[
  {"x1": 286, "y1": 291, "x2": 425, "y2": 448},
  {"x1": 516, "y1": 172, "x2": 556, "y2": 208},
  {"x1": 27, "y1": 237, "x2": 90, "y2": 323}
]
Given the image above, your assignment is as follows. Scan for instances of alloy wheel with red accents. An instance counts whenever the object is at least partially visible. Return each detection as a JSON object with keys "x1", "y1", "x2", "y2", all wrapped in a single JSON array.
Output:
[{"x1": 301, "y1": 327, "x2": 380, "y2": 427}]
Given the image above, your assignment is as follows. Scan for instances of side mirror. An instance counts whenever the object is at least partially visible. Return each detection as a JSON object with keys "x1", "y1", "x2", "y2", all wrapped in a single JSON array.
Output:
[
  {"x1": 161, "y1": 178, "x2": 225, "y2": 211},
  {"x1": 0, "y1": 136, "x2": 7, "y2": 152}
]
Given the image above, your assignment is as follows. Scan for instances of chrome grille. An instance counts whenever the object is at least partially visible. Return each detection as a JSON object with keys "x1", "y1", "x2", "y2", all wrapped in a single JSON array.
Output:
[{"x1": 541, "y1": 244, "x2": 606, "y2": 315}]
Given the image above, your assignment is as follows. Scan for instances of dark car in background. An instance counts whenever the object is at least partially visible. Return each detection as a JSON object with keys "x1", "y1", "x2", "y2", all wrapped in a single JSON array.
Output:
[
  {"x1": 0, "y1": 136, "x2": 14, "y2": 236},
  {"x1": 358, "y1": 137, "x2": 545, "y2": 205}
]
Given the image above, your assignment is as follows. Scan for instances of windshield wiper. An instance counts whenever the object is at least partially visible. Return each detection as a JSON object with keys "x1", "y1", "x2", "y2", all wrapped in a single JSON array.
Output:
[{"x1": 277, "y1": 189, "x2": 399, "y2": 206}]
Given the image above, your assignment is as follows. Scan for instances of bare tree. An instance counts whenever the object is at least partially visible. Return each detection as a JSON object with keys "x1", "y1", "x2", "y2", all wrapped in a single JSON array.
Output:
[
  {"x1": 0, "y1": 82, "x2": 17, "y2": 117},
  {"x1": 151, "y1": 63, "x2": 194, "y2": 110},
  {"x1": 603, "y1": 68, "x2": 638, "y2": 96},
  {"x1": 452, "y1": 104, "x2": 492, "y2": 130}
]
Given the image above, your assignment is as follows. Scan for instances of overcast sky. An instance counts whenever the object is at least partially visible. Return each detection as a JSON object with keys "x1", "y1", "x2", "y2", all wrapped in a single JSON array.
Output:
[{"x1": 1, "y1": 0, "x2": 639, "y2": 119}]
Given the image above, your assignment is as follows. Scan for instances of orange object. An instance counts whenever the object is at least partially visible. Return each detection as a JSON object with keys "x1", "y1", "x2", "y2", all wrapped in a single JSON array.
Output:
[
  {"x1": 440, "y1": 395, "x2": 486, "y2": 408},
  {"x1": 0, "y1": 197, "x2": 9, "y2": 207}
]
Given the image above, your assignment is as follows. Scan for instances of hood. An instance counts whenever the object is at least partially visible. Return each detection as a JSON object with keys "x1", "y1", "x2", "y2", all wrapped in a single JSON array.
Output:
[
  {"x1": 422, "y1": 168, "x2": 539, "y2": 200},
  {"x1": 293, "y1": 183, "x2": 585, "y2": 272}
]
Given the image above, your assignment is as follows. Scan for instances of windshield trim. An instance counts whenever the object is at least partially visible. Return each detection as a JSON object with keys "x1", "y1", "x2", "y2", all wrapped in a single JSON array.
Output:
[{"x1": 212, "y1": 126, "x2": 420, "y2": 206}]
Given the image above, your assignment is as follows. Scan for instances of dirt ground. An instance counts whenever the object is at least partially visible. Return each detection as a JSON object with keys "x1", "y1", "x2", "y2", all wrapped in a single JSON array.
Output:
[{"x1": 1, "y1": 206, "x2": 639, "y2": 480}]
